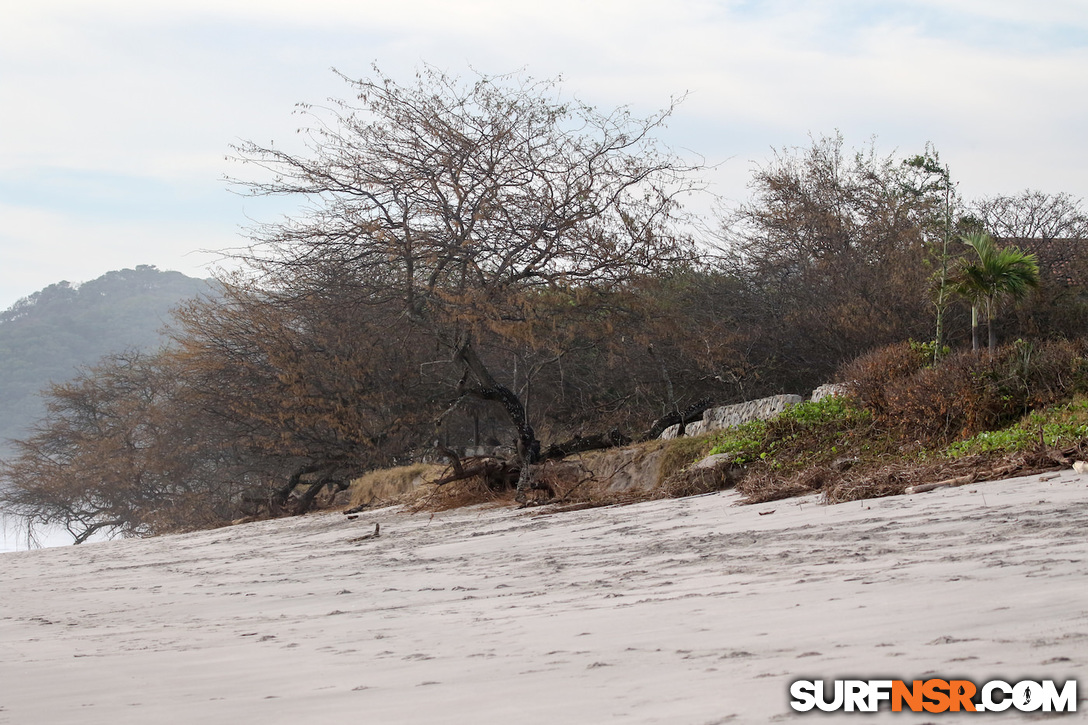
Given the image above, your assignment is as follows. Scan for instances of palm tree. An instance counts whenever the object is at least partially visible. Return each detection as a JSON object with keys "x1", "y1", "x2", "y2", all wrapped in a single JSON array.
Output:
[{"x1": 952, "y1": 232, "x2": 1040, "y2": 357}]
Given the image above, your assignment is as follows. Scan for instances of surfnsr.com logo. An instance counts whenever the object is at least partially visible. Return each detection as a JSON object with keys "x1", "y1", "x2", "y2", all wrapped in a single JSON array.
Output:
[{"x1": 790, "y1": 679, "x2": 1077, "y2": 713}]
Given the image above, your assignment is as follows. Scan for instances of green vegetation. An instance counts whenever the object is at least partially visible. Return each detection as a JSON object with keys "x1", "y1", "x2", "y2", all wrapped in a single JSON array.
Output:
[
  {"x1": 704, "y1": 397, "x2": 872, "y2": 469},
  {"x1": 726, "y1": 340, "x2": 1088, "y2": 505},
  {"x1": 777, "y1": 396, "x2": 869, "y2": 428},
  {"x1": 707, "y1": 420, "x2": 767, "y2": 463},
  {"x1": 952, "y1": 232, "x2": 1041, "y2": 354},
  {"x1": 946, "y1": 398, "x2": 1088, "y2": 456}
]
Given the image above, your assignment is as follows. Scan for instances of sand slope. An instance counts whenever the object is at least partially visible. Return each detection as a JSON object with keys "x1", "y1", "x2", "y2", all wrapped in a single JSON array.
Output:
[{"x1": 2, "y1": 471, "x2": 1087, "y2": 723}]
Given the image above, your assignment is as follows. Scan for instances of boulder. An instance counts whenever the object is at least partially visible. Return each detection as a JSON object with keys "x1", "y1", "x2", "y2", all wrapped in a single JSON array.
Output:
[{"x1": 810, "y1": 383, "x2": 850, "y2": 403}]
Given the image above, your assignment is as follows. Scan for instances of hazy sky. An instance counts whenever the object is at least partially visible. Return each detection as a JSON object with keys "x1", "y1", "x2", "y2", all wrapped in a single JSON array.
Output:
[{"x1": 2, "y1": 0, "x2": 1086, "y2": 311}]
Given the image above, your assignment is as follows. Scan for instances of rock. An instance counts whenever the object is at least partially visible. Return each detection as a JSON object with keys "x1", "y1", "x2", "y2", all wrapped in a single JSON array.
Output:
[
  {"x1": 659, "y1": 452, "x2": 739, "y2": 496},
  {"x1": 659, "y1": 393, "x2": 805, "y2": 440},
  {"x1": 683, "y1": 420, "x2": 708, "y2": 437},
  {"x1": 690, "y1": 452, "x2": 736, "y2": 471},
  {"x1": 810, "y1": 383, "x2": 850, "y2": 403},
  {"x1": 660, "y1": 420, "x2": 708, "y2": 439},
  {"x1": 830, "y1": 456, "x2": 859, "y2": 473},
  {"x1": 545, "y1": 447, "x2": 666, "y2": 494},
  {"x1": 660, "y1": 423, "x2": 681, "y2": 440},
  {"x1": 1073, "y1": 460, "x2": 1088, "y2": 475},
  {"x1": 702, "y1": 394, "x2": 803, "y2": 430}
]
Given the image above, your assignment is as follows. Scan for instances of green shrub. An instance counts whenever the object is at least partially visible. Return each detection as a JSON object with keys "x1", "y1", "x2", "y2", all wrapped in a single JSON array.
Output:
[
  {"x1": 706, "y1": 420, "x2": 767, "y2": 463},
  {"x1": 946, "y1": 397, "x2": 1088, "y2": 456},
  {"x1": 773, "y1": 395, "x2": 869, "y2": 429},
  {"x1": 705, "y1": 396, "x2": 870, "y2": 468}
]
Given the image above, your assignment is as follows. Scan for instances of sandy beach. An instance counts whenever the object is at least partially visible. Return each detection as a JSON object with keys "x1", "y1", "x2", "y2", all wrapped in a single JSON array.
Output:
[{"x1": 2, "y1": 470, "x2": 1086, "y2": 723}]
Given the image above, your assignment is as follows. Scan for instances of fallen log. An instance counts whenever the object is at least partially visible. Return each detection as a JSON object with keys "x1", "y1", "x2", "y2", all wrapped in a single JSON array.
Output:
[
  {"x1": 638, "y1": 397, "x2": 713, "y2": 441},
  {"x1": 349, "y1": 523, "x2": 381, "y2": 542},
  {"x1": 433, "y1": 457, "x2": 519, "y2": 489},
  {"x1": 905, "y1": 475, "x2": 974, "y2": 494},
  {"x1": 904, "y1": 464, "x2": 1018, "y2": 495},
  {"x1": 541, "y1": 429, "x2": 631, "y2": 460}
]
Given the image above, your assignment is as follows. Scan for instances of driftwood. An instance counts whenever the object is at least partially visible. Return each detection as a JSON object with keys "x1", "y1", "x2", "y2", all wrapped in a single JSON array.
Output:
[
  {"x1": 904, "y1": 464, "x2": 1017, "y2": 494},
  {"x1": 1048, "y1": 449, "x2": 1075, "y2": 467},
  {"x1": 435, "y1": 445, "x2": 465, "y2": 478},
  {"x1": 349, "y1": 523, "x2": 381, "y2": 542},
  {"x1": 905, "y1": 475, "x2": 975, "y2": 494},
  {"x1": 434, "y1": 457, "x2": 519, "y2": 489}
]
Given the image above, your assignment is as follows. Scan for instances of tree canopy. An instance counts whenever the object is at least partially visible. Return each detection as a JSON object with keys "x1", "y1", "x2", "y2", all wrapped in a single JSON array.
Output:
[
  {"x1": 228, "y1": 66, "x2": 705, "y2": 499},
  {"x1": 231, "y1": 66, "x2": 700, "y2": 306}
]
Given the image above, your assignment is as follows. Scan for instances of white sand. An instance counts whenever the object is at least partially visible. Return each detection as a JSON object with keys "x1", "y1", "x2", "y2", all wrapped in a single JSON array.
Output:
[{"x1": 2, "y1": 471, "x2": 1087, "y2": 724}]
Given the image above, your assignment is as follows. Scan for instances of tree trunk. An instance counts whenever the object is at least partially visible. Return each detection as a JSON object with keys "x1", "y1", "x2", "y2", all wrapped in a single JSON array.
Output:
[
  {"x1": 272, "y1": 464, "x2": 321, "y2": 512},
  {"x1": 638, "y1": 397, "x2": 713, "y2": 441},
  {"x1": 933, "y1": 299, "x2": 945, "y2": 363},
  {"x1": 541, "y1": 429, "x2": 632, "y2": 460},
  {"x1": 295, "y1": 475, "x2": 340, "y2": 515},
  {"x1": 986, "y1": 296, "x2": 996, "y2": 360},
  {"x1": 454, "y1": 340, "x2": 541, "y2": 503},
  {"x1": 72, "y1": 519, "x2": 125, "y2": 545},
  {"x1": 970, "y1": 305, "x2": 979, "y2": 354}
]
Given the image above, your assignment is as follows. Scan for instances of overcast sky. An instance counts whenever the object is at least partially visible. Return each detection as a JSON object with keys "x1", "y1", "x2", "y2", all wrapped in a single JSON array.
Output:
[{"x1": 2, "y1": 0, "x2": 1086, "y2": 311}]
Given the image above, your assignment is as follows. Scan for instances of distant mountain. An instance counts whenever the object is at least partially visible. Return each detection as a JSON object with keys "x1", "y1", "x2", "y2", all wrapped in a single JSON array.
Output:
[{"x1": 0, "y1": 266, "x2": 211, "y2": 457}]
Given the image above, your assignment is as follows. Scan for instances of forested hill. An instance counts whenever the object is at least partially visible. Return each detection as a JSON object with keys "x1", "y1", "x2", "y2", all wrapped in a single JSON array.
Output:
[{"x1": 0, "y1": 266, "x2": 210, "y2": 455}]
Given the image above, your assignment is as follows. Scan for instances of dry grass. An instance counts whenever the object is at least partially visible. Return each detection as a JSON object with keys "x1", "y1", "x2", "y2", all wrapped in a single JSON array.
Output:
[
  {"x1": 821, "y1": 450, "x2": 1061, "y2": 504},
  {"x1": 403, "y1": 474, "x2": 520, "y2": 512},
  {"x1": 655, "y1": 456, "x2": 739, "y2": 499},
  {"x1": 736, "y1": 466, "x2": 837, "y2": 504},
  {"x1": 347, "y1": 463, "x2": 446, "y2": 509}
]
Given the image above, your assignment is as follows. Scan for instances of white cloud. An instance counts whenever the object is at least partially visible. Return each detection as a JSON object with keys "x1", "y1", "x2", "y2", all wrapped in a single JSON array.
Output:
[
  {"x1": 2, "y1": 0, "x2": 1087, "y2": 308},
  {"x1": 905, "y1": 0, "x2": 1088, "y2": 27}
]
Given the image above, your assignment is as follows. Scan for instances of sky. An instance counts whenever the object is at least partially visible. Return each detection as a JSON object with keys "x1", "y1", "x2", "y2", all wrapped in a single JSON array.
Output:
[{"x1": 2, "y1": 0, "x2": 1087, "y2": 311}]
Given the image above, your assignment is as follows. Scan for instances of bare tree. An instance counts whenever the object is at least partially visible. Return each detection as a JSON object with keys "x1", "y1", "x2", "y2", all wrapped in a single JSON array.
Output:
[
  {"x1": 170, "y1": 275, "x2": 441, "y2": 512},
  {"x1": 975, "y1": 190, "x2": 1088, "y2": 242},
  {"x1": 972, "y1": 191, "x2": 1088, "y2": 339},
  {"x1": 719, "y1": 134, "x2": 938, "y2": 385},
  {"x1": 228, "y1": 65, "x2": 702, "y2": 500}
]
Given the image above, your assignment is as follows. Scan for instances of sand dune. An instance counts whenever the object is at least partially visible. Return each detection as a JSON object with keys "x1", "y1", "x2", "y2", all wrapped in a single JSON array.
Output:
[{"x1": 2, "y1": 471, "x2": 1087, "y2": 723}]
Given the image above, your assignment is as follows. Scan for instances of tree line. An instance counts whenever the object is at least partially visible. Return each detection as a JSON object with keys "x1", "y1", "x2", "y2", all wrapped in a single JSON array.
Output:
[{"x1": 3, "y1": 67, "x2": 1086, "y2": 543}]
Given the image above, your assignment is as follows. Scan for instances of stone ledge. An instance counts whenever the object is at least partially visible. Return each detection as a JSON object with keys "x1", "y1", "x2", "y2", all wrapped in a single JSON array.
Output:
[
  {"x1": 661, "y1": 393, "x2": 803, "y2": 439},
  {"x1": 810, "y1": 383, "x2": 850, "y2": 403}
]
